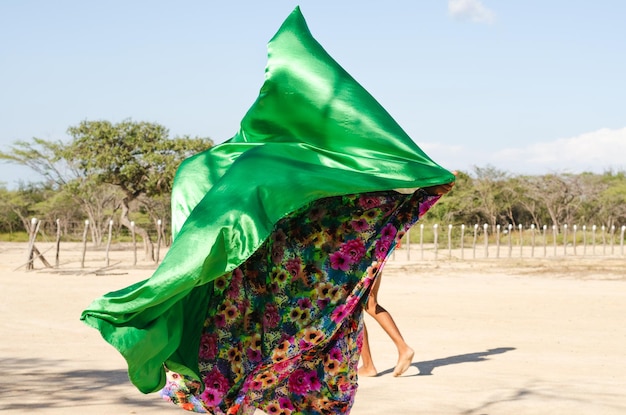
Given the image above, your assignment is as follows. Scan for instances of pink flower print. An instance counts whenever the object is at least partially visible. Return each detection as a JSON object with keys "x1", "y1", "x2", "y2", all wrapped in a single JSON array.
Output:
[
  {"x1": 358, "y1": 195, "x2": 381, "y2": 209},
  {"x1": 231, "y1": 267, "x2": 244, "y2": 285},
  {"x1": 306, "y1": 370, "x2": 322, "y2": 392},
  {"x1": 226, "y1": 283, "x2": 241, "y2": 300},
  {"x1": 380, "y1": 223, "x2": 397, "y2": 241},
  {"x1": 246, "y1": 347, "x2": 262, "y2": 363},
  {"x1": 214, "y1": 313, "x2": 226, "y2": 328},
  {"x1": 330, "y1": 303, "x2": 350, "y2": 324},
  {"x1": 297, "y1": 297, "x2": 312, "y2": 309},
  {"x1": 298, "y1": 336, "x2": 313, "y2": 350},
  {"x1": 340, "y1": 239, "x2": 366, "y2": 263},
  {"x1": 279, "y1": 397, "x2": 295, "y2": 411},
  {"x1": 351, "y1": 218, "x2": 369, "y2": 232},
  {"x1": 199, "y1": 333, "x2": 218, "y2": 360},
  {"x1": 285, "y1": 257, "x2": 302, "y2": 277},
  {"x1": 204, "y1": 367, "x2": 230, "y2": 393},
  {"x1": 328, "y1": 347, "x2": 343, "y2": 362},
  {"x1": 272, "y1": 228, "x2": 287, "y2": 246},
  {"x1": 329, "y1": 250, "x2": 351, "y2": 271},
  {"x1": 316, "y1": 297, "x2": 330, "y2": 310},
  {"x1": 263, "y1": 303, "x2": 280, "y2": 328},
  {"x1": 288, "y1": 369, "x2": 321, "y2": 395},
  {"x1": 271, "y1": 246, "x2": 285, "y2": 264},
  {"x1": 273, "y1": 359, "x2": 293, "y2": 374},
  {"x1": 375, "y1": 238, "x2": 392, "y2": 261},
  {"x1": 200, "y1": 387, "x2": 223, "y2": 407},
  {"x1": 288, "y1": 369, "x2": 309, "y2": 394},
  {"x1": 237, "y1": 298, "x2": 250, "y2": 314},
  {"x1": 249, "y1": 379, "x2": 263, "y2": 391}
]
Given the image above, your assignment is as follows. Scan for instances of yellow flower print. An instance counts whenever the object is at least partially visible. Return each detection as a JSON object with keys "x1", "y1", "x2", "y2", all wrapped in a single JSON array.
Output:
[
  {"x1": 324, "y1": 358, "x2": 342, "y2": 376},
  {"x1": 270, "y1": 266, "x2": 289, "y2": 285},
  {"x1": 301, "y1": 327, "x2": 324, "y2": 346}
]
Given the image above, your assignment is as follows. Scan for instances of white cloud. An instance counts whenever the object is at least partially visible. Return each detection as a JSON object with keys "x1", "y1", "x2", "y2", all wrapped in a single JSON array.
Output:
[
  {"x1": 417, "y1": 127, "x2": 626, "y2": 175},
  {"x1": 448, "y1": 0, "x2": 496, "y2": 24},
  {"x1": 493, "y1": 127, "x2": 626, "y2": 174},
  {"x1": 417, "y1": 142, "x2": 466, "y2": 171}
]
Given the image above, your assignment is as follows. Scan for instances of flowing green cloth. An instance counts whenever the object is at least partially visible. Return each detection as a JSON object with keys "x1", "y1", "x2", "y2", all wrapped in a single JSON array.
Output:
[{"x1": 81, "y1": 6, "x2": 454, "y2": 395}]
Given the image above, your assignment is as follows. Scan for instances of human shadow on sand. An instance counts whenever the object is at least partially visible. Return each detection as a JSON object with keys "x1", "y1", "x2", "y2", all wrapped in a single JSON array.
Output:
[
  {"x1": 0, "y1": 357, "x2": 180, "y2": 412},
  {"x1": 377, "y1": 347, "x2": 516, "y2": 377}
]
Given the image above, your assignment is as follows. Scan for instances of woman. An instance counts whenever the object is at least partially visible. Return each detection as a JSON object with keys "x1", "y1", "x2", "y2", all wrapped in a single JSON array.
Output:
[{"x1": 82, "y1": 7, "x2": 455, "y2": 415}]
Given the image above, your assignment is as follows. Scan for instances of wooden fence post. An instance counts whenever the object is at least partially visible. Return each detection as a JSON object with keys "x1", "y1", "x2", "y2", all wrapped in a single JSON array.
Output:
[
  {"x1": 483, "y1": 223, "x2": 489, "y2": 258},
  {"x1": 433, "y1": 224, "x2": 439, "y2": 261},
  {"x1": 131, "y1": 221, "x2": 137, "y2": 266},
  {"x1": 80, "y1": 220, "x2": 89, "y2": 268},
  {"x1": 406, "y1": 226, "x2": 411, "y2": 261},
  {"x1": 496, "y1": 224, "x2": 501, "y2": 258},
  {"x1": 55, "y1": 218, "x2": 61, "y2": 268},
  {"x1": 563, "y1": 224, "x2": 568, "y2": 256},
  {"x1": 518, "y1": 224, "x2": 523, "y2": 258},
  {"x1": 460, "y1": 224, "x2": 465, "y2": 260},
  {"x1": 530, "y1": 224, "x2": 535, "y2": 258},
  {"x1": 26, "y1": 217, "x2": 38, "y2": 270},
  {"x1": 573, "y1": 225, "x2": 577, "y2": 255},
  {"x1": 105, "y1": 219, "x2": 113, "y2": 266},
  {"x1": 156, "y1": 219, "x2": 163, "y2": 263}
]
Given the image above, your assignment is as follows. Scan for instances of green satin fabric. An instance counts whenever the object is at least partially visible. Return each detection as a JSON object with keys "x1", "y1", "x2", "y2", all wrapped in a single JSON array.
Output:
[{"x1": 81, "y1": 6, "x2": 455, "y2": 395}]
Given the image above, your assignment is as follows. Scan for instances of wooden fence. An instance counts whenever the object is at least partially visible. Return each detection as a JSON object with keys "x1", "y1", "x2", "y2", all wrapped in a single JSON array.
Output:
[
  {"x1": 20, "y1": 218, "x2": 626, "y2": 272},
  {"x1": 393, "y1": 223, "x2": 626, "y2": 261}
]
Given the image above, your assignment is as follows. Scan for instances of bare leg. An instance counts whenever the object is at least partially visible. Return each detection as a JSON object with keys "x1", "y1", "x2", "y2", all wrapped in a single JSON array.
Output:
[
  {"x1": 364, "y1": 273, "x2": 414, "y2": 376},
  {"x1": 358, "y1": 324, "x2": 378, "y2": 377}
]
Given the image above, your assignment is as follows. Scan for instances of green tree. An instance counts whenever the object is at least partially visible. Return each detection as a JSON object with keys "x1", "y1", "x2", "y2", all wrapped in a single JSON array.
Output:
[
  {"x1": 1, "y1": 119, "x2": 213, "y2": 256},
  {"x1": 0, "y1": 186, "x2": 23, "y2": 236},
  {"x1": 0, "y1": 183, "x2": 48, "y2": 235},
  {"x1": 64, "y1": 119, "x2": 213, "y2": 259},
  {"x1": 471, "y1": 165, "x2": 511, "y2": 229},
  {"x1": 425, "y1": 169, "x2": 475, "y2": 224}
]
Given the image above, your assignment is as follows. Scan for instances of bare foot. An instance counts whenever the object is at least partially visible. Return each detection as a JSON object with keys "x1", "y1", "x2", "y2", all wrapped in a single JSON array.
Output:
[
  {"x1": 358, "y1": 365, "x2": 378, "y2": 377},
  {"x1": 393, "y1": 347, "x2": 414, "y2": 377}
]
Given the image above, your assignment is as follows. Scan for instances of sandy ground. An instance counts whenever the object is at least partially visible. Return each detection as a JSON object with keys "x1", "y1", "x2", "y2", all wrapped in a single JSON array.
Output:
[{"x1": 1, "y1": 241, "x2": 625, "y2": 414}]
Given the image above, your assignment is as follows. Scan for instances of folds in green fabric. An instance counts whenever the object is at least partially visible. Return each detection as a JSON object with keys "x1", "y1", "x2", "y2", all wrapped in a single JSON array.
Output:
[{"x1": 81, "y1": 6, "x2": 455, "y2": 394}]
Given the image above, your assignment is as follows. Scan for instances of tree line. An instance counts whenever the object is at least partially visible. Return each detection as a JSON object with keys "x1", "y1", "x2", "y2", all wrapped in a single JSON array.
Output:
[
  {"x1": 427, "y1": 166, "x2": 626, "y2": 231},
  {"x1": 0, "y1": 120, "x2": 213, "y2": 259},
  {"x1": 2, "y1": 120, "x2": 625, "y2": 258}
]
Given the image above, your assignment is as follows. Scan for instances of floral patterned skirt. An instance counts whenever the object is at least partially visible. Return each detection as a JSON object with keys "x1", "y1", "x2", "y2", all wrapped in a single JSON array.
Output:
[{"x1": 160, "y1": 190, "x2": 432, "y2": 414}]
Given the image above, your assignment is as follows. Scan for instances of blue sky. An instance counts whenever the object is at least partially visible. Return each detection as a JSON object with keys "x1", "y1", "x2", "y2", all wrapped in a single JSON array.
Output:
[{"x1": 1, "y1": 0, "x2": 625, "y2": 188}]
